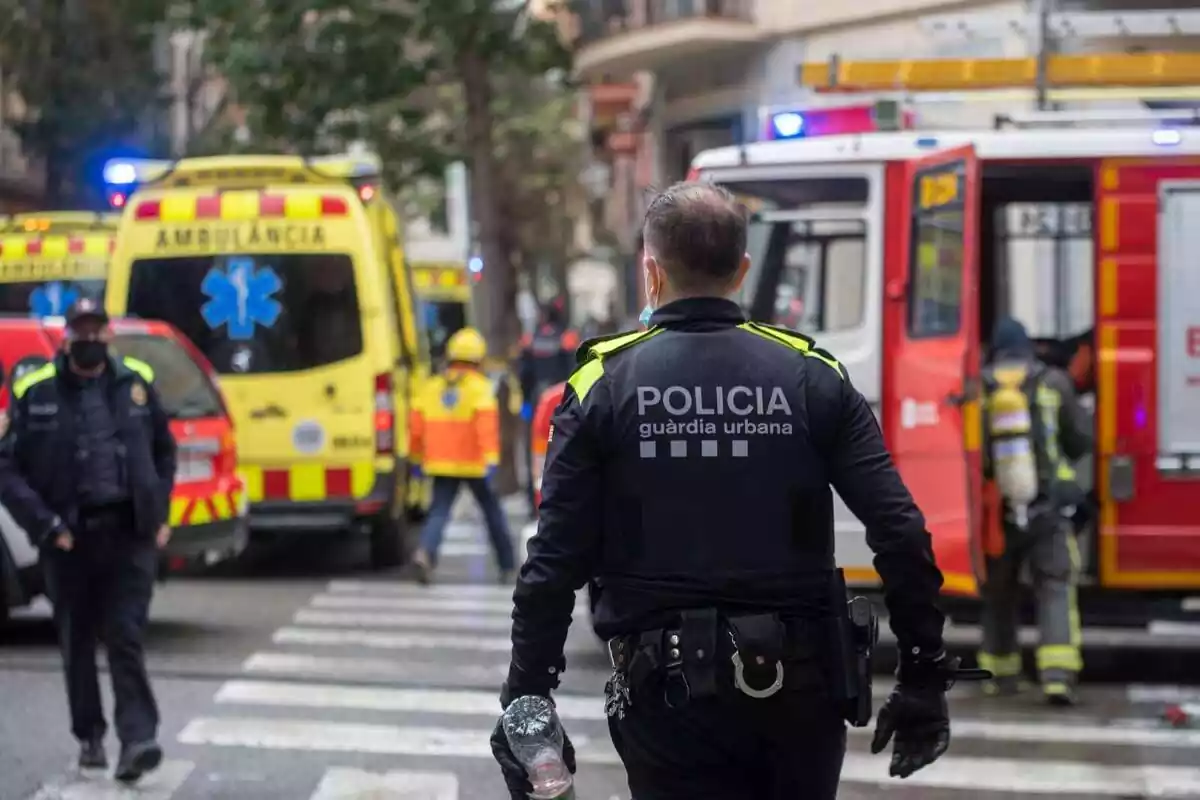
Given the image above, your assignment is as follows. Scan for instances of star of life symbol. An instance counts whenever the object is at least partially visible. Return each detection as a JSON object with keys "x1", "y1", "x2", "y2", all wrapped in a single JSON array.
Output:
[
  {"x1": 200, "y1": 257, "x2": 282, "y2": 341},
  {"x1": 29, "y1": 281, "x2": 79, "y2": 318}
]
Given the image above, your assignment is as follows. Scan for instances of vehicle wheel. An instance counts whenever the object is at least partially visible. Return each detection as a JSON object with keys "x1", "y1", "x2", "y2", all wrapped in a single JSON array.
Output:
[{"x1": 369, "y1": 509, "x2": 408, "y2": 570}]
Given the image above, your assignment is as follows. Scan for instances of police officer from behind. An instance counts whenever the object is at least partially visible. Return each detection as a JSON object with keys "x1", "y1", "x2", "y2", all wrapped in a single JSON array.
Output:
[
  {"x1": 0, "y1": 299, "x2": 175, "y2": 783},
  {"x1": 491, "y1": 183, "x2": 967, "y2": 799}
]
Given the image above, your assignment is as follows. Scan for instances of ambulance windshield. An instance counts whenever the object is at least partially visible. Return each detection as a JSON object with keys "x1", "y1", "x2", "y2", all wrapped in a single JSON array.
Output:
[
  {"x1": 421, "y1": 300, "x2": 467, "y2": 363},
  {"x1": 126, "y1": 254, "x2": 362, "y2": 375},
  {"x1": 0, "y1": 280, "x2": 106, "y2": 316},
  {"x1": 722, "y1": 177, "x2": 868, "y2": 333}
]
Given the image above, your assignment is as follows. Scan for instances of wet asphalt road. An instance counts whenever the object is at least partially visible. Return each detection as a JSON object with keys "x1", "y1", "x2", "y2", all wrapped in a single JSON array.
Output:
[{"x1": 3, "y1": 496, "x2": 1200, "y2": 799}]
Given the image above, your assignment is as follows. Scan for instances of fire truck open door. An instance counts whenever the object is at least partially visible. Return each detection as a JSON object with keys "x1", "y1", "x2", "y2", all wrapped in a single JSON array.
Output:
[{"x1": 888, "y1": 145, "x2": 984, "y2": 597}]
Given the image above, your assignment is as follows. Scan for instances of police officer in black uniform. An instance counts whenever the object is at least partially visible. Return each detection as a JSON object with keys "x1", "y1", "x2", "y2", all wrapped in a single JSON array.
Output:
[
  {"x1": 0, "y1": 299, "x2": 175, "y2": 784},
  {"x1": 491, "y1": 183, "x2": 975, "y2": 799}
]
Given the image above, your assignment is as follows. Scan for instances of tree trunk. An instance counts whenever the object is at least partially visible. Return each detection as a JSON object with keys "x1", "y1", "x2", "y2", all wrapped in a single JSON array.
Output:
[
  {"x1": 43, "y1": 0, "x2": 69, "y2": 207},
  {"x1": 459, "y1": 49, "x2": 522, "y2": 496}
]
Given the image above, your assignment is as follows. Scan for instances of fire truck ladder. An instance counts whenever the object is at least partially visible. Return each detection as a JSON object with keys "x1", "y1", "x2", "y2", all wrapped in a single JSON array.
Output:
[{"x1": 798, "y1": 10, "x2": 1200, "y2": 103}]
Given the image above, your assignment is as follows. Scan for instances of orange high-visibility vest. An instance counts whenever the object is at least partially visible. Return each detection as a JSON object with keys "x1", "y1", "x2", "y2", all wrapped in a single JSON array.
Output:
[{"x1": 410, "y1": 367, "x2": 499, "y2": 479}]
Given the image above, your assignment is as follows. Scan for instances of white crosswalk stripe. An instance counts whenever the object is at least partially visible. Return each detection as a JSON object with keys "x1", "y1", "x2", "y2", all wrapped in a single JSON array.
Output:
[
  {"x1": 26, "y1": 760, "x2": 195, "y2": 799},
  {"x1": 150, "y1": 576, "x2": 1200, "y2": 798},
  {"x1": 309, "y1": 768, "x2": 458, "y2": 800}
]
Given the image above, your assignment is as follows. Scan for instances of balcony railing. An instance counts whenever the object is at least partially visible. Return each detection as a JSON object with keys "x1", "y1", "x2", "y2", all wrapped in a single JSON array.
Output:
[{"x1": 576, "y1": 0, "x2": 754, "y2": 46}]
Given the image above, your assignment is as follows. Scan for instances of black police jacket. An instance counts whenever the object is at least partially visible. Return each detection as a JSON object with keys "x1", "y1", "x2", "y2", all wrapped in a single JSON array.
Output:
[
  {"x1": 0, "y1": 351, "x2": 177, "y2": 545},
  {"x1": 509, "y1": 297, "x2": 945, "y2": 688}
]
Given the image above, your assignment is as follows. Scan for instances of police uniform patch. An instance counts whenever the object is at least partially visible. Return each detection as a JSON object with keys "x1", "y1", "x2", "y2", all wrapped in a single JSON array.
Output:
[
  {"x1": 441, "y1": 388, "x2": 459, "y2": 410},
  {"x1": 131, "y1": 382, "x2": 147, "y2": 406}
]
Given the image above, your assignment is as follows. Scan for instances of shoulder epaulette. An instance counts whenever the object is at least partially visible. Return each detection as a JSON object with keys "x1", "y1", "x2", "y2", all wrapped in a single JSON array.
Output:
[
  {"x1": 569, "y1": 327, "x2": 662, "y2": 401},
  {"x1": 737, "y1": 321, "x2": 844, "y2": 379},
  {"x1": 122, "y1": 356, "x2": 155, "y2": 383},
  {"x1": 575, "y1": 328, "x2": 651, "y2": 366},
  {"x1": 12, "y1": 363, "x2": 57, "y2": 399}
]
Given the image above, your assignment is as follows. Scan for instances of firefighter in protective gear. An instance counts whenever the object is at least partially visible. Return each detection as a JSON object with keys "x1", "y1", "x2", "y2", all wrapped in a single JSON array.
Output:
[
  {"x1": 493, "y1": 183, "x2": 957, "y2": 799},
  {"x1": 979, "y1": 318, "x2": 1093, "y2": 706},
  {"x1": 409, "y1": 327, "x2": 516, "y2": 585}
]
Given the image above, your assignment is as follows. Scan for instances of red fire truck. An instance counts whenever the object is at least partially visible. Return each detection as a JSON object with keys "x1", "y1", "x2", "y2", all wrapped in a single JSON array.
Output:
[{"x1": 689, "y1": 110, "x2": 1200, "y2": 624}]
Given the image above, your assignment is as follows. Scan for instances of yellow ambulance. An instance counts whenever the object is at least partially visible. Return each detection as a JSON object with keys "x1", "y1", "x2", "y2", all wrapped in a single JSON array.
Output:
[
  {"x1": 102, "y1": 153, "x2": 429, "y2": 568},
  {"x1": 0, "y1": 213, "x2": 118, "y2": 317},
  {"x1": 411, "y1": 260, "x2": 472, "y2": 366}
]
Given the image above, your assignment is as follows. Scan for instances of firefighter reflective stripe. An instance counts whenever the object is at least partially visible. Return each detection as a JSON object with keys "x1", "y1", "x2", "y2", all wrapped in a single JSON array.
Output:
[
  {"x1": 12, "y1": 362, "x2": 56, "y2": 399},
  {"x1": 1067, "y1": 536, "x2": 1083, "y2": 648},
  {"x1": 737, "y1": 322, "x2": 845, "y2": 378},
  {"x1": 239, "y1": 464, "x2": 378, "y2": 503},
  {"x1": 568, "y1": 328, "x2": 662, "y2": 402},
  {"x1": 1036, "y1": 644, "x2": 1083, "y2": 674},
  {"x1": 977, "y1": 651, "x2": 1023, "y2": 678},
  {"x1": 169, "y1": 485, "x2": 247, "y2": 527},
  {"x1": 1036, "y1": 383, "x2": 1076, "y2": 481}
]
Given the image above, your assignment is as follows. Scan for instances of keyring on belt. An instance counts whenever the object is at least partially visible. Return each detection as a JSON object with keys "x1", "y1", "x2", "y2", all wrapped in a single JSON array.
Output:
[{"x1": 729, "y1": 630, "x2": 784, "y2": 699}]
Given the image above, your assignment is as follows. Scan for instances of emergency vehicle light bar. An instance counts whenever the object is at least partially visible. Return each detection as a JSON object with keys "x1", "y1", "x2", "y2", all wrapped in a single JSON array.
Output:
[
  {"x1": 996, "y1": 108, "x2": 1200, "y2": 129},
  {"x1": 0, "y1": 212, "x2": 118, "y2": 233},
  {"x1": 102, "y1": 152, "x2": 382, "y2": 192},
  {"x1": 799, "y1": 52, "x2": 1200, "y2": 93}
]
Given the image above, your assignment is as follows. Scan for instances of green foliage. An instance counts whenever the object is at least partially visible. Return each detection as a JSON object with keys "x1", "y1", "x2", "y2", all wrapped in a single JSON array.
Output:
[
  {"x1": 0, "y1": 0, "x2": 173, "y2": 204},
  {"x1": 195, "y1": 1, "x2": 571, "y2": 188},
  {"x1": 199, "y1": 0, "x2": 579, "y2": 266}
]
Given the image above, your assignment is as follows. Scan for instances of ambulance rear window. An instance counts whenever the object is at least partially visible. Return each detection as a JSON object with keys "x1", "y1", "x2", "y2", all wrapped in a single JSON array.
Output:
[
  {"x1": 126, "y1": 254, "x2": 363, "y2": 375},
  {"x1": 0, "y1": 280, "x2": 106, "y2": 316}
]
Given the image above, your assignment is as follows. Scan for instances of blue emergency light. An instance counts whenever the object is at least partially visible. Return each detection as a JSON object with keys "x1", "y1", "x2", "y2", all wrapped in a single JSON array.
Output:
[
  {"x1": 103, "y1": 161, "x2": 138, "y2": 186},
  {"x1": 771, "y1": 112, "x2": 806, "y2": 140}
]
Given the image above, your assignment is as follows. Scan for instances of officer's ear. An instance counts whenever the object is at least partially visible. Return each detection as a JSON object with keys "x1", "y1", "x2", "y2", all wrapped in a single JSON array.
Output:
[
  {"x1": 727, "y1": 253, "x2": 752, "y2": 294},
  {"x1": 643, "y1": 255, "x2": 663, "y2": 301}
]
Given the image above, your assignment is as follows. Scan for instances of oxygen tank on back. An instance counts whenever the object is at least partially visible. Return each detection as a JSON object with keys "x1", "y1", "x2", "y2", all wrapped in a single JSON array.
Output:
[{"x1": 986, "y1": 366, "x2": 1040, "y2": 529}]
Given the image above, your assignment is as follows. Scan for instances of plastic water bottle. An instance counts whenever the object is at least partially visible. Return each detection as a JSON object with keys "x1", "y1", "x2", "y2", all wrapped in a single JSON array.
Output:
[{"x1": 502, "y1": 695, "x2": 575, "y2": 799}]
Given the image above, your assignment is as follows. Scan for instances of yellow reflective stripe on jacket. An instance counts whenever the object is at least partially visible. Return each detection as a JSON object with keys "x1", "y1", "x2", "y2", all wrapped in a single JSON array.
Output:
[
  {"x1": 12, "y1": 363, "x2": 56, "y2": 399},
  {"x1": 568, "y1": 359, "x2": 604, "y2": 403},
  {"x1": 977, "y1": 651, "x2": 1023, "y2": 678},
  {"x1": 1036, "y1": 383, "x2": 1076, "y2": 482},
  {"x1": 123, "y1": 356, "x2": 155, "y2": 383},
  {"x1": 737, "y1": 321, "x2": 844, "y2": 378},
  {"x1": 568, "y1": 328, "x2": 662, "y2": 402}
]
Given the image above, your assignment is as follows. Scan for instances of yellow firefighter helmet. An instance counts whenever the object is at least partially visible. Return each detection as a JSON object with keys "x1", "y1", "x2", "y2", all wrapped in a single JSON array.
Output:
[{"x1": 446, "y1": 327, "x2": 487, "y2": 364}]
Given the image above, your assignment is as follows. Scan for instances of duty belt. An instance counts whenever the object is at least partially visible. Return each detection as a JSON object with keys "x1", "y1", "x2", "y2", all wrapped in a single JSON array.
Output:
[{"x1": 606, "y1": 609, "x2": 822, "y2": 709}]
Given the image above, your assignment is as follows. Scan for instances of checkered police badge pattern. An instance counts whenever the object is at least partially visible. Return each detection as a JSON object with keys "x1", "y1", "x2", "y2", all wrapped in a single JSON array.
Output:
[{"x1": 638, "y1": 439, "x2": 750, "y2": 458}]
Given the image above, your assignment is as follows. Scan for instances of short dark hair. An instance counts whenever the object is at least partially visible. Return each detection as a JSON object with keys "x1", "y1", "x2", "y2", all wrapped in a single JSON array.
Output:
[{"x1": 642, "y1": 182, "x2": 747, "y2": 292}]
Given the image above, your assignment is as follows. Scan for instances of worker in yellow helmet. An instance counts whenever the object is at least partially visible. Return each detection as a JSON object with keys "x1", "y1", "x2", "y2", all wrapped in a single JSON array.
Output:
[{"x1": 409, "y1": 327, "x2": 516, "y2": 585}]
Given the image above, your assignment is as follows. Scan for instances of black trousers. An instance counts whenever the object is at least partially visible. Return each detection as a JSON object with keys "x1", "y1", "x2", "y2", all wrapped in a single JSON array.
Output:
[
  {"x1": 608, "y1": 662, "x2": 847, "y2": 799},
  {"x1": 42, "y1": 504, "x2": 159, "y2": 745}
]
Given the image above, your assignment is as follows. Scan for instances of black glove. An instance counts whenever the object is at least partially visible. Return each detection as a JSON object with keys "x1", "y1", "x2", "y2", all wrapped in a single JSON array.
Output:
[
  {"x1": 490, "y1": 711, "x2": 577, "y2": 800},
  {"x1": 870, "y1": 653, "x2": 959, "y2": 779}
]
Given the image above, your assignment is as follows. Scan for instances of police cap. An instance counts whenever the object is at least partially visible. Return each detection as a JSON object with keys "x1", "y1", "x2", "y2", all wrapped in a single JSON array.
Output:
[{"x1": 65, "y1": 298, "x2": 109, "y2": 328}]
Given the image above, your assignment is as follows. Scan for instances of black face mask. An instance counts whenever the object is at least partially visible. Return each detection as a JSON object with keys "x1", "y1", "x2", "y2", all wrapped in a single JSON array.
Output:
[{"x1": 69, "y1": 340, "x2": 108, "y2": 370}]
